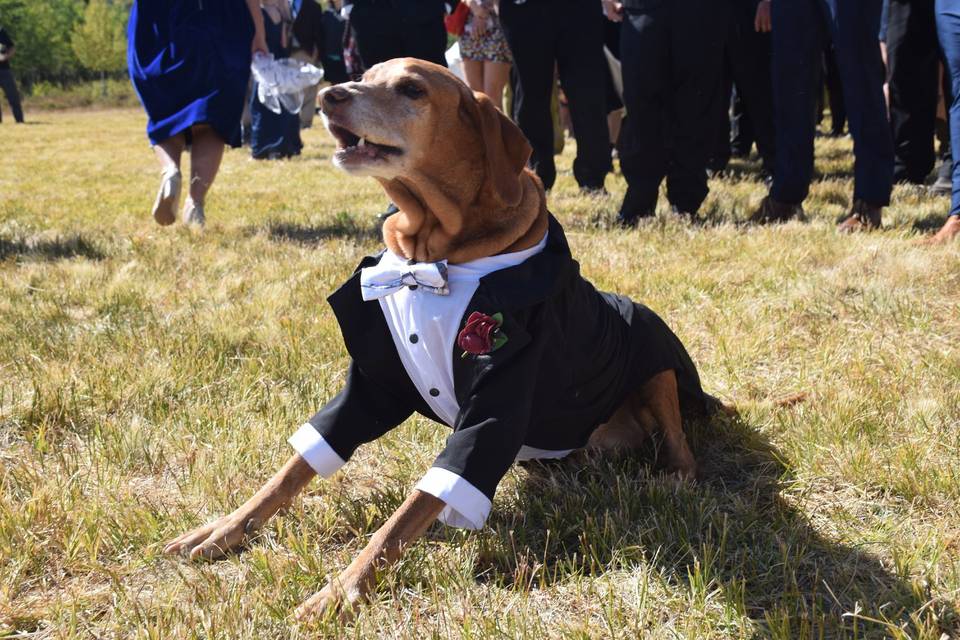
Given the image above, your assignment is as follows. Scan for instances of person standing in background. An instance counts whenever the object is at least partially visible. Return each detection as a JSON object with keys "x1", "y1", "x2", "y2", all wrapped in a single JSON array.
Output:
[
  {"x1": 750, "y1": 0, "x2": 893, "y2": 232},
  {"x1": 886, "y1": 0, "x2": 940, "y2": 185},
  {"x1": 500, "y1": 0, "x2": 611, "y2": 193},
  {"x1": 711, "y1": 0, "x2": 775, "y2": 178},
  {"x1": 250, "y1": 0, "x2": 304, "y2": 159},
  {"x1": 0, "y1": 25, "x2": 24, "y2": 124},
  {"x1": 291, "y1": 0, "x2": 326, "y2": 128},
  {"x1": 128, "y1": 0, "x2": 267, "y2": 227},
  {"x1": 923, "y1": 0, "x2": 960, "y2": 242},
  {"x1": 886, "y1": 0, "x2": 943, "y2": 186},
  {"x1": 345, "y1": 0, "x2": 447, "y2": 69},
  {"x1": 604, "y1": 0, "x2": 729, "y2": 222},
  {"x1": 460, "y1": 0, "x2": 513, "y2": 107},
  {"x1": 319, "y1": 0, "x2": 349, "y2": 85}
]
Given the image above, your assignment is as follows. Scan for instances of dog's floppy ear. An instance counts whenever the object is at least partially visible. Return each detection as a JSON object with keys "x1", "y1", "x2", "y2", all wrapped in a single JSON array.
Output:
[{"x1": 463, "y1": 89, "x2": 532, "y2": 208}]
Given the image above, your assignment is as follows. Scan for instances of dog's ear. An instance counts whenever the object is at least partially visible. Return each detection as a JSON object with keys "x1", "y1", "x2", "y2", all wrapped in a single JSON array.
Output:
[{"x1": 462, "y1": 89, "x2": 532, "y2": 208}]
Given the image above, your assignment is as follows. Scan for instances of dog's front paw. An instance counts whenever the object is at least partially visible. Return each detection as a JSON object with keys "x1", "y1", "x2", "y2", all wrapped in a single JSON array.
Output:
[{"x1": 294, "y1": 578, "x2": 368, "y2": 623}]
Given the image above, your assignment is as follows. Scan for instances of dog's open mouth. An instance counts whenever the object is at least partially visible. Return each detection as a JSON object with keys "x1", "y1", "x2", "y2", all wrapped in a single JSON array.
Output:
[{"x1": 329, "y1": 123, "x2": 403, "y2": 163}]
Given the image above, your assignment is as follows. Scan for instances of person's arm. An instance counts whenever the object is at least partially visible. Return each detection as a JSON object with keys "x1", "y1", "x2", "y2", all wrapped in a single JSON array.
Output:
[
  {"x1": 602, "y1": 0, "x2": 624, "y2": 22},
  {"x1": 245, "y1": 0, "x2": 268, "y2": 54},
  {"x1": 755, "y1": 0, "x2": 772, "y2": 32}
]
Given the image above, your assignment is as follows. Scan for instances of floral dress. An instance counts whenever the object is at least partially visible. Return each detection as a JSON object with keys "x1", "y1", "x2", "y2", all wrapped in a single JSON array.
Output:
[{"x1": 459, "y1": 0, "x2": 512, "y2": 64}]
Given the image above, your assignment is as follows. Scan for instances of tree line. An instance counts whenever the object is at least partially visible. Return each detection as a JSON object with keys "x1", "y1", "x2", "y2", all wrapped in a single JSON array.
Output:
[{"x1": 0, "y1": 0, "x2": 130, "y2": 91}]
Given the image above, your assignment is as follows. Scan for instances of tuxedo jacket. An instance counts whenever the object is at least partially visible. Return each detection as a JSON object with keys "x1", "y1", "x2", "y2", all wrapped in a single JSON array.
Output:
[{"x1": 300, "y1": 214, "x2": 705, "y2": 526}]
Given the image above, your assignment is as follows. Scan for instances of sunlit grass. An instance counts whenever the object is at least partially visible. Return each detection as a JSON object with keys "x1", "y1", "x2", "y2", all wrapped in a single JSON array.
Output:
[{"x1": 1, "y1": 108, "x2": 959, "y2": 638}]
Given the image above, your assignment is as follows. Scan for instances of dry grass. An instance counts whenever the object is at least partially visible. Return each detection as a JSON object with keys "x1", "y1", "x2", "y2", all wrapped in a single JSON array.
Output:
[{"x1": 1, "y1": 108, "x2": 959, "y2": 639}]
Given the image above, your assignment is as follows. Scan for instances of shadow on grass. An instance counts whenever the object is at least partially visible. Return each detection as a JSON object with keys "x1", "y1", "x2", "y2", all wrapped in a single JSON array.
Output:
[
  {"x1": 256, "y1": 216, "x2": 381, "y2": 246},
  {"x1": 479, "y1": 415, "x2": 957, "y2": 638},
  {"x1": 911, "y1": 212, "x2": 949, "y2": 233},
  {"x1": 0, "y1": 234, "x2": 105, "y2": 261}
]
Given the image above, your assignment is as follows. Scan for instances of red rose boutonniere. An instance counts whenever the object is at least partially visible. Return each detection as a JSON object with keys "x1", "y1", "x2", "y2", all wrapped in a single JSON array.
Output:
[{"x1": 457, "y1": 311, "x2": 508, "y2": 357}]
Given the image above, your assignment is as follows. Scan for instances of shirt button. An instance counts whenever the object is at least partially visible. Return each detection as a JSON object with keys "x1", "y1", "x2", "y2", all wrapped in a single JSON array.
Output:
[
  {"x1": 409, "y1": 333, "x2": 419, "y2": 343},
  {"x1": 429, "y1": 388, "x2": 440, "y2": 397}
]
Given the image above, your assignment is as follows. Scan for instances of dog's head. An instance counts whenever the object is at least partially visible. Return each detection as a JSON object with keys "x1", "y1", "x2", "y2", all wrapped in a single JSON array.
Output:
[{"x1": 319, "y1": 58, "x2": 546, "y2": 263}]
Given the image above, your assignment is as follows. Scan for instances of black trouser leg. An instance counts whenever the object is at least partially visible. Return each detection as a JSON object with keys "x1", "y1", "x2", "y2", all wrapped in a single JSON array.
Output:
[
  {"x1": 887, "y1": 0, "x2": 939, "y2": 183},
  {"x1": 665, "y1": 0, "x2": 729, "y2": 213},
  {"x1": 0, "y1": 70, "x2": 23, "y2": 123},
  {"x1": 500, "y1": 1, "x2": 559, "y2": 189},
  {"x1": 556, "y1": 3, "x2": 611, "y2": 189},
  {"x1": 618, "y1": 5, "x2": 670, "y2": 217},
  {"x1": 709, "y1": 58, "x2": 734, "y2": 172},
  {"x1": 730, "y1": 85, "x2": 756, "y2": 157},
  {"x1": 823, "y1": 43, "x2": 846, "y2": 134},
  {"x1": 728, "y1": 16, "x2": 775, "y2": 172}
]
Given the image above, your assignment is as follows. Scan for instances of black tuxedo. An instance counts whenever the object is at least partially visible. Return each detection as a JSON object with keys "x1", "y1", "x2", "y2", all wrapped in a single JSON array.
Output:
[{"x1": 306, "y1": 215, "x2": 705, "y2": 508}]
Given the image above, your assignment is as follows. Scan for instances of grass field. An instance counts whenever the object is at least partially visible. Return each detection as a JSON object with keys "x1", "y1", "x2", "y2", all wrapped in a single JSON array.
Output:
[{"x1": 2, "y1": 108, "x2": 959, "y2": 639}]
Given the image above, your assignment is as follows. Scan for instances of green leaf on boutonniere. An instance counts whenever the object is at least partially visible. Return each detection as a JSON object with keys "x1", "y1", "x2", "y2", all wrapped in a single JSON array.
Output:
[{"x1": 492, "y1": 332, "x2": 508, "y2": 351}]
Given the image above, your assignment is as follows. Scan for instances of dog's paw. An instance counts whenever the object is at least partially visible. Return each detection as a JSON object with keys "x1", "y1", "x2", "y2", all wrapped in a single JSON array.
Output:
[
  {"x1": 162, "y1": 512, "x2": 257, "y2": 560},
  {"x1": 294, "y1": 580, "x2": 366, "y2": 623}
]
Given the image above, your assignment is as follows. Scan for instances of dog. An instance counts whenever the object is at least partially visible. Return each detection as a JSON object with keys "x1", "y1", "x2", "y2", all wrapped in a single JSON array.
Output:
[{"x1": 163, "y1": 59, "x2": 718, "y2": 621}]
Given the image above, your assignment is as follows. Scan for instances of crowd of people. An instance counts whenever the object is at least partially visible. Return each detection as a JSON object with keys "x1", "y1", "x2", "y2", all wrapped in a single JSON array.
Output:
[{"x1": 52, "y1": 0, "x2": 952, "y2": 243}]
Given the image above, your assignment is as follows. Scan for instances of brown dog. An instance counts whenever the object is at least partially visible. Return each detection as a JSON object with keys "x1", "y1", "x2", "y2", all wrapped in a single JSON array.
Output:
[{"x1": 164, "y1": 59, "x2": 712, "y2": 621}]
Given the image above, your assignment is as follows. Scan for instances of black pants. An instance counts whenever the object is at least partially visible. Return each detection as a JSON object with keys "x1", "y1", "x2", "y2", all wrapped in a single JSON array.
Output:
[
  {"x1": 618, "y1": 0, "x2": 729, "y2": 216},
  {"x1": 727, "y1": 7, "x2": 775, "y2": 172},
  {"x1": 887, "y1": 0, "x2": 939, "y2": 183},
  {"x1": 499, "y1": 0, "x2": 611, "y2": 190},
  {"x1": 0, "y1": 69, "x2": 23, "y2": 123},
  {"x1": 820, "y1": 42, "x2": 847, "y2": 134},
  {"x1": 731, "y1": 86, "x2": 755, "y2": 157},
  {"x1": 349, "y1": 7, "x2": 447, "y2": 69}
]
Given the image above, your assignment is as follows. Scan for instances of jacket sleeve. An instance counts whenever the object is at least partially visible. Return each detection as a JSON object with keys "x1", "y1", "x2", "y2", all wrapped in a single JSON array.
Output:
[
  {"x1": 288, "y1": 359, "x2": 414, "y2": 477},
  {"x1": 414, "y1": 329, "x2": 544, "y2": 530}
]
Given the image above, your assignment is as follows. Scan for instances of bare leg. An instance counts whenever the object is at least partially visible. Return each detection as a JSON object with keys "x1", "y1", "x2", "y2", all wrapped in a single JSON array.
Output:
[
  {"x1": 153, "y1": 134, "x2": 186, "y2": 172},
  {"x1": 639, "y1": 370, "x2": 697, "y2": 478},
  {"x1": 164, "y1": 453, "x2": 316, "y2": 559},
  {"x1": 463, "y1": 58, "x2": 485, "y2": 95},
  {"x1": 482, "y1": 61, "x2": 511, "y2": 109},
  {"x1": 186, "y1": 124, "x2": 226, "y2": 209},
  {"x1": 151, "y1": 135, "x2": 186, "y2": 225},
  {"x1": 295, "y1": 489, "x2": 444, "y2": 621}
]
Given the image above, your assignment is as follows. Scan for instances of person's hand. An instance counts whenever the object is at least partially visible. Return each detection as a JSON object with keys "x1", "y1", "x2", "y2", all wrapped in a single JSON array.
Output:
[
  {"x1": 755, "y1": 0, "x2": 772, "y2": 32},
  {"x1": 466, "y1": 0, "x2": 490, "y2": 35},
  {"x1": 252, "y1": 28, "x2": 268, "y2": 56},
  {"x1": 602, "y1": 0, "x2": 624, "y2": 22}
]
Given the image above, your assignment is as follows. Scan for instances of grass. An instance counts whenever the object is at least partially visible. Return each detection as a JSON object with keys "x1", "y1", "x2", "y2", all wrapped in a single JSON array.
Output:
[
  {"x1": 1, "y1": 107, "x2": 959, "y2": 639},
  {"x1": 20, "y1": 78, "x2": 139, "y2": 113}
]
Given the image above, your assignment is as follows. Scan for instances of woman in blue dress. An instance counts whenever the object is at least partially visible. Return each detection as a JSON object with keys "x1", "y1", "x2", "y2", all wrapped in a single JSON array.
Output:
[
  {"x1": 249, "y1": 0, "x2": 304, "y2": 160},
  {"x1": 128, "y1": 0, "x2": 267, "y2": 227}
]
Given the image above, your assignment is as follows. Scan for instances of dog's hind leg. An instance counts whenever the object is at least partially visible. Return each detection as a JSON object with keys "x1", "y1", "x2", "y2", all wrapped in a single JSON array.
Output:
[{"x1": 638, "y1": 369, "x2": 697, "y2": 479}]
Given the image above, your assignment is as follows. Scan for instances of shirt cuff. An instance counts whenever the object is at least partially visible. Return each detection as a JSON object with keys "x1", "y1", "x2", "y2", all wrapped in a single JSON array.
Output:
[
  {"x1": 288, "y1": 423, "x2": 347, "y2": 478},
  {"x1": 415, "y1": 467, "x2": 492, "y2": 530}
]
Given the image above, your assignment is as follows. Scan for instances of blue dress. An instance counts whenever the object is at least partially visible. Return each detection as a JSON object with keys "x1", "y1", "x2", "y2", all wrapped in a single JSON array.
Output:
[
  {"x1": 249, "y1": 9, "x2": 303, "y2": 160},
  {"x1": 127, "y1": 0, "x2": 254, "y2": 147}
]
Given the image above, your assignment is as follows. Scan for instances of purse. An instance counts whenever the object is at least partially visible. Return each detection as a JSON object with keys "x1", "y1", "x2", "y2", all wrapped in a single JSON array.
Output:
[{"x1": 444, "y1": 2, "x2": 471, "y2": 36}]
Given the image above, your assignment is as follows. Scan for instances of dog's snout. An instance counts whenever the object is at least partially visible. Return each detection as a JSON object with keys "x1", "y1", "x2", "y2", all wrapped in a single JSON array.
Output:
[{"x1": 322, "y1": 85, "x2": 352, "y2": 111}]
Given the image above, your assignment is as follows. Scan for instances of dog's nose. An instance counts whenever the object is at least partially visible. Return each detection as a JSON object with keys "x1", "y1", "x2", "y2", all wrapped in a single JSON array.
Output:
[{"x1": 321, "y1": 85, "x2": 352, "y2": 111}]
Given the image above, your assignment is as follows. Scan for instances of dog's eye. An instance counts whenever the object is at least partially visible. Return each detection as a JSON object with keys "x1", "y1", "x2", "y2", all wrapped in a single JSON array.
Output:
[{"x1": 396, "y1": 81, "x2": 426, "y2": 100}]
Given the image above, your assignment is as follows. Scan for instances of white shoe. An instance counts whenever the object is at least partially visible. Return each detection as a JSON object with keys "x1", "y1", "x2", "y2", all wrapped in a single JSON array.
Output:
[
  {"x1": 182, "y1": 200, "x2": 205, "y2": 228},
  {"x1": 152, "y1": 168, "x2": 181, "y2": 226}
]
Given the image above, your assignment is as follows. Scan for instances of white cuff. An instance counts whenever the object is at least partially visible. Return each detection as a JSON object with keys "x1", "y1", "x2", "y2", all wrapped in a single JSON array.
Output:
[
  {"x1": 415, "y1": 467, "x2": 492, "y2": 530},
  {"x1": 288, "y1": 423, "x2": 347, "y2": 478}
]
